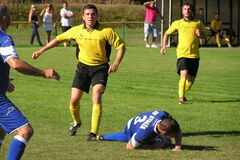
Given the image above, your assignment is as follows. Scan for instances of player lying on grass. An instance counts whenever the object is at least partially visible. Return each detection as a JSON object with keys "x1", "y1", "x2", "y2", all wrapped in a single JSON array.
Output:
[{"x1": 98, "y1": 110, "x2": 182, "y2": 150}]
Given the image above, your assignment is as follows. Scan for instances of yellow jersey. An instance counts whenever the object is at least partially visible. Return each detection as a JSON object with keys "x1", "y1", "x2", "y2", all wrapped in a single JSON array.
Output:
[
  {"x1": 210, "y1": 19, "x2": 222, "y2": 31},
  {"x1": 166, "y1": 19, "x2": 205, "y2": 59},
  {"x1": 56, "y1": 24, "x2": 125, "y2": 66}
]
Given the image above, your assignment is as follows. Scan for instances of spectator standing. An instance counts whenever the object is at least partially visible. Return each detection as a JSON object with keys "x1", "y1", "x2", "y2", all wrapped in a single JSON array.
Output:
[
  {"x1": 144, "y1": 1, "x2": 163, "y2": 48},
  {"x1": 40, "y1": 2, "x2": 55, "y2": 44},
  {"x1": 60, "y1": 1, "x2": 73, "y2": 47},
  {"x1": 28, "y1": 4, "x2": 43, "y2": 46}
]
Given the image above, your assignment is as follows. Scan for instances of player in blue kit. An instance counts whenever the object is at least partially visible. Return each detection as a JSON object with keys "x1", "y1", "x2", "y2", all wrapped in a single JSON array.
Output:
[
  {"x1": 0, "y1": 4, "x2": 60, "y2": 160},
  {"x1": 99, "y1": 111, "x2": 182, "y2": 150}
]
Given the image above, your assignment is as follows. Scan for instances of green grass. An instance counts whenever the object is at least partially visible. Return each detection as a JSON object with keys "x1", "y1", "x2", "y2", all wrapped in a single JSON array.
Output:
[{"x1": 1, "y1": 46, "x2": 240, "y2": 160}]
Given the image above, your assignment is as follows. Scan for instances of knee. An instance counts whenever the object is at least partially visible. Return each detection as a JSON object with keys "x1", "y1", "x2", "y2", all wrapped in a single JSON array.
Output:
[
  {"x1": 70, "y1": 97, "x2": 80, "y2": 106},
  {"x1": 16, "y1": 125, "x2": 34, "y2": 140}
]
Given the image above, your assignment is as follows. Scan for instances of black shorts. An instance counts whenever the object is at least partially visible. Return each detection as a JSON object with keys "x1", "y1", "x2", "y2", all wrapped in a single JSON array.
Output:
[
  {"x1": 72, "y1": 62, "x2": 109, "y2": 93},
  {"x1": 177, "y1": 57, "x2": 200, "y2": 77},
  {"x1": 211, "y1": 29, "x2": 224, "y2": 38}
]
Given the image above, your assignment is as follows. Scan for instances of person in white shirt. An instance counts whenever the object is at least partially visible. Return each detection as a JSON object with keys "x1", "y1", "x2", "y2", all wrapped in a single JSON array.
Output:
[{"x1": 60, "y1": 2, "x2": 73, "y2": 47}]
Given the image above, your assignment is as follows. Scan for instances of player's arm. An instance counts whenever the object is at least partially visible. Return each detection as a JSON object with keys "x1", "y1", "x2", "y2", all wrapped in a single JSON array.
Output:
[
  {"x1": 144, "y1": 1, "x2": 154, "y2": 7},
  {"x1": 160, "y1": 32, "x2": 170, "y2": 55},
  {"x1": 32, "y1": 39, "x2": 60, "y2": 59},
  {"x1": 172, "y1": 129, "x2": 182, "y2": 151},
  {"x1": 126, "y1": 141, "x2": 134, "y2": 149},
  {"x1": 7, "y1": 57, "x2": 60, "y2": 80},
  {"x1": 108, "y1": 46, "x2": 126, "y2": 74}
]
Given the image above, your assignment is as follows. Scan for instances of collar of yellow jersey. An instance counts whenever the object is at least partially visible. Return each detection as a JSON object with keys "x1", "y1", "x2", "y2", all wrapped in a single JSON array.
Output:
[
  {"x1": 83, "y1": 21, "x2": 100, "y2": 32},
  {"x1": 182, "y1": 17, "x2": 193, "y2": 22}
]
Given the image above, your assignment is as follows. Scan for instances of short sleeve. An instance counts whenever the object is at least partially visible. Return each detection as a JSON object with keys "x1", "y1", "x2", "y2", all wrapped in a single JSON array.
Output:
[
  {"x1": 56, "y1": 27, "x2": 75, "y2": 42},
  {"x1": 166, "y1": 21, "x2": 178, "y2": 35},
  {"x1": 105, "y1": 28, "x2": 125, "y2": 49},
  {"x1": 0, "y1": 35, "x2": 18, "y2": 62}
]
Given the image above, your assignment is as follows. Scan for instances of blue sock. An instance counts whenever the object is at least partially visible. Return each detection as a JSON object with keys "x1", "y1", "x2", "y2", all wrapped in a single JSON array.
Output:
[
  {"x1": 8, "y1": 136, "x2": 27, "y2": 160},
  {"x1": 103, "y1": 132, "x2": 129, "y2": 142}
]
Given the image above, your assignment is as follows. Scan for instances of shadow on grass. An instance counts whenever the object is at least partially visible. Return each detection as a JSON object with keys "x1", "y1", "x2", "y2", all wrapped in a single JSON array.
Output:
[
  {"x1": 183, "y1": 131, "x2": 240, "y2": 137},
  {"x1": 195, "y1": 99, "x2": 240, "y2": 103},
  {"x1": 182, "y1": 144, "x2": 218, "y2": 151}
]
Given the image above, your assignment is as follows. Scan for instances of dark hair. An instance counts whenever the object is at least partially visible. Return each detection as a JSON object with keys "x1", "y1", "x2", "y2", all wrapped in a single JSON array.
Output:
[
  {"x1": 199, "y1": 8, "x2": 204, "y2": 11},
  {"x1": 182, "y1": 2, "x2": 193, "y2": 10},
  {"x1": 0, "y1": 4, "x2": 10, "y2": 24},
  {"x1": 82, "y1": 4, "x2": 98, "y2": 16},
  {"x1": 159, "y1": 118, "x2": 180, "y2": 134}
]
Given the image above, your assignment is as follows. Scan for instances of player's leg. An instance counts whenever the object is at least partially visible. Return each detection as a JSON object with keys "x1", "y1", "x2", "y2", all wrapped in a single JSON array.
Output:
[
  {"x1": 69, "y1": 63, "x2": 91, "y2": 136},
  {"x1": 101, "y1": 132, "x2": 129, "y2": 142},
  {"x1": 8, "y1": 124, "x2": 33, "y2": 160},
  {"x1": 0, "y1": 97, "x2": 32, "y2": 160},
  {"x1": 177, "y1": 58, "x2": 188, "y2": 104},
  {"x1": 87, "y1": 84, "x2": 105, "y2": 140},
  {"x1": 185, "y1": 75, "x2": 195, "y2": 92},
  {"x1": 69, "y1": 88, "x2": 84, "y2": 136},
  {"x1": 222, "y1": 32, "x2": 232, "y2": 47},
  {"x1": 215, "y1": 33, "x2": 221, "y2": 47},
  {"x1": 87, "y1": 64, "x2": 109, "y2": 141},
  {"x1": 178, "y1": 70, "x2": 187, "y2": 103},
  {"x1": 184, "y1": 58, "x2": 199, "y2": 94}
]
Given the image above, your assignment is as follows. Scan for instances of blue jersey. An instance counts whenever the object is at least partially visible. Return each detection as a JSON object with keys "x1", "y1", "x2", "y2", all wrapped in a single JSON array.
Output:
[
  {"x1": 125, "y1": 110, "x2": 171, "y2": 147},
  {"x1": 0, "y1": 29, "x2": 18, "y2": 95}
]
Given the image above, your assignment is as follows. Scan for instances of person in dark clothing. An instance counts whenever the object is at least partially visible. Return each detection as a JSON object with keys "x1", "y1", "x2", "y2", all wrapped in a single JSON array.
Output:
[{"x1": 28, "y1": 4, "x2": 43, "y2": 46}]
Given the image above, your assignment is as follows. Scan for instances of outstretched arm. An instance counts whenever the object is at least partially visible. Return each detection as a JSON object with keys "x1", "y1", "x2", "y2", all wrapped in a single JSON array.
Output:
[
  {"x1": 7, "y1": 57, "x2": 60, "y2": 80},
  {"x1": 160, "y1": 33, "x2": 169, "y2": 55},
  {"x1": 32, "y1": 39, "x2": 60, "y2": 59},
  {"x1": 108, "y1": 46, "x2": 126, "y2": 74}
]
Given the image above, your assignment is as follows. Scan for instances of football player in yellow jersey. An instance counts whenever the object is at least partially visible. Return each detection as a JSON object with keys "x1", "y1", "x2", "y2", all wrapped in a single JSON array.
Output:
[
  {"x1": 160, "y1": 2, "x2": 205, "y2": 104},
  {"x1": 210, "y1": 13, "x2": 231, "y2": 47},
  {"x1": 32, "y1": 4, "x2": 126, "y2": 140}
]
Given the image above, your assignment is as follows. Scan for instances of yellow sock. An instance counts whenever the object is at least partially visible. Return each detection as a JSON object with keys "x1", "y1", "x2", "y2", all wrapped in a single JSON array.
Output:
[
  {"x1": 91, "y1": 104, "x2": 102, "y2": 134},
  {"x1": 185, "y1": 80, "x2": 193, "y2": 92},
  {"x1": 178, "y1": 77, "x2": 186, "y2": 99},
  {"x1": 224, "y1": 38, "x2": 232, "y2": 47},
  {"x1": 216, "y1": 38, "x2": 221, "y2": 47},
  {"x1": 69, "y1": 103, "x2": 81, "y2": 124}
]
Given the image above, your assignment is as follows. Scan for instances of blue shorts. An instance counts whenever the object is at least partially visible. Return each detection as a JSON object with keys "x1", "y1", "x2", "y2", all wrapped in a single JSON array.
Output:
[{"x1": 0, "y1": 95, "x2": 29, "y2": 134}]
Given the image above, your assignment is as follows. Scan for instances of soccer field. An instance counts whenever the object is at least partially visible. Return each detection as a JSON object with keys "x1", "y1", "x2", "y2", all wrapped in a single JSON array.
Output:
[{"x1": 1, "y1": 46, "x2": 240, "y2": 160}]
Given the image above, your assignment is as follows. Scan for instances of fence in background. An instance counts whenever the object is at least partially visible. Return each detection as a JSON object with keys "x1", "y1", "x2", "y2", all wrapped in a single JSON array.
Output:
[{"x1": 8, "y1": 21, "x2": 239, "y2": 47}]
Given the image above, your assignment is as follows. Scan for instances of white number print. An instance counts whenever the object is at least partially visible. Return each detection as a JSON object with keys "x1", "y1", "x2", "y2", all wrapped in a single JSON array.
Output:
[{"x1": 134, "y1": 115, "x2": 147, "y2": 125}]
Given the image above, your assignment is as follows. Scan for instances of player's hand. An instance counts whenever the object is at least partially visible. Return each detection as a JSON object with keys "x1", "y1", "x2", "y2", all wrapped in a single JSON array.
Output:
[
  {"x1": 7, "y1": 81, "x2": 15, "y2": 93},
  {"x1": 108, "y1": 64, "x2": 119, "y2": 74},
  {"x1": 160, "y1": 47, "x2": 167, "y2": 55},
  {"x1": 172, "y1": 145, "x2": 182, "y2": 151},
  {"x1": 43, "y1": 69, "x2": 60, "y2": 80},
  {"x1": 32, "y1": 50, "x2": 43, "y2": 60},
  {"x1": 195, "y1": 28, "x2": 201, "y2": 37}
]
